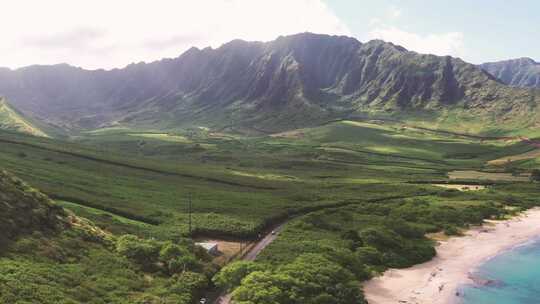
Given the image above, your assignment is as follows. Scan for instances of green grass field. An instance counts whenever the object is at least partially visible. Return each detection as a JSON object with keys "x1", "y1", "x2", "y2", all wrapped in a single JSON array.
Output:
[{"x1": 1, "y1": 119, "x2": 536, "y2": 240}]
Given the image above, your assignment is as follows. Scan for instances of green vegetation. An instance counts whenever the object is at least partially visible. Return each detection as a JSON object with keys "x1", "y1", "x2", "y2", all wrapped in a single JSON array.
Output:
[
  {"x1": 232, "y1": 254, "x2": 364, "y2": 304},
  {"x1": 0, "y1": 170, "x2": 214, "y2": 304},
  {"x1": 0, "y1": 97, "x2": 48, "y2": 137},
  {"x1": 2, "y1": 117, "x2": 540, "y2": 303}
]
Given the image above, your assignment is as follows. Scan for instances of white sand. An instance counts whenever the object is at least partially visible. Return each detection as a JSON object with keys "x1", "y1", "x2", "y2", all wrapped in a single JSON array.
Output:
[{"x1": 363, "y1": 208, "x2": 540, "y2": 304}]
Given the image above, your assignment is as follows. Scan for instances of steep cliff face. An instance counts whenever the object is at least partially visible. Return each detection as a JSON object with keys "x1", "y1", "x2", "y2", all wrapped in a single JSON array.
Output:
[
  {"x1": 481, "y1": 58, "x2": 540, "y2": 88},
  {"x1": 0, "y1": 33, "x2": 537, "y2": 133}
]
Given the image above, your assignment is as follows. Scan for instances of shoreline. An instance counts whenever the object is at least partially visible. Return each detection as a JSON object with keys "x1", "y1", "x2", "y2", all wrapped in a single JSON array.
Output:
[{"x1": 363, "y1": 207, "x2": 540, "y2": 304}]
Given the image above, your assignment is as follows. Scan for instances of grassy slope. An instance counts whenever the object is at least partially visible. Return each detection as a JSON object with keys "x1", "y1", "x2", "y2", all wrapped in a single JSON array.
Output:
[
  {"x1": 0, "y1": 98, "x2": 48, "y2": 137},
  {"x1": 1, "y1": 119, "x2": 534, "y2": 240},
  {"x1": 0, "y1": 170, "x2": 214, "y2": 304}
]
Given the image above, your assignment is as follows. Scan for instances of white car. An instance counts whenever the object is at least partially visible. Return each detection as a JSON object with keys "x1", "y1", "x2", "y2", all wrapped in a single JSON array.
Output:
[{"x1": 199, "y1": 298, "x2": 207, "y2": 304}]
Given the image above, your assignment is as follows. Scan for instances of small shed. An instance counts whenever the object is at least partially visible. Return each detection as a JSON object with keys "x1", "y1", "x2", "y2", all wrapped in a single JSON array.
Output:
[{"x1": 196, "y1": 242, "x2": 219, "y2": 255}]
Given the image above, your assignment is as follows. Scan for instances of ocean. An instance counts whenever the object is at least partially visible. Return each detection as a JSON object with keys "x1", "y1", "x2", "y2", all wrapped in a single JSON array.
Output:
[{"x1": 460, "y1": 237, "x2": 540, "y2": 304}]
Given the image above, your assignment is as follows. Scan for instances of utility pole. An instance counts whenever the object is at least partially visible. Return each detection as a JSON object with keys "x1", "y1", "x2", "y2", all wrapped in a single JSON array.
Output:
[{"x1": 188, "y1": 193, "x2": 193, "y2": 236}]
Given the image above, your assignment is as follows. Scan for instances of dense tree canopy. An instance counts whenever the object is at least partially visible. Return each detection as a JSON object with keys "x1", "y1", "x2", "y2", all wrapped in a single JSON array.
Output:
[{"x1": 232, "y1": 254, "x2": 366, "y2": 304}]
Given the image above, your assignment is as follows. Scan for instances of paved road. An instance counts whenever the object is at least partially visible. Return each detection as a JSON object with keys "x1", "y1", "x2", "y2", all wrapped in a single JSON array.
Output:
[
  {"x1": 207, "y1": 193, "x2": 433, "y2": 304},
  {"x1": 244, "y1": 224, "x2": 285, "y2": 261},
  {"x1": 212, "y1": 224, "x2": 285, "y2": 304}
]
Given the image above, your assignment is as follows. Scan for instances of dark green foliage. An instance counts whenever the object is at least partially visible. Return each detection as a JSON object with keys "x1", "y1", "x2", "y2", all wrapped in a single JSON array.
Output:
[
  {"x1": 232, "y1": 254, "x2": 366, "y2": 304},
  {"x1": 530, "y1": 169, "x2": 540, "y2": 181},
  {"x1": 0, "y1": 170, "x2": 66, "y2": 251},
  {"x1": 116, "y1": 235, "x2": 161, "y2": 270},
  {"x1": 443, "y1": 226, "x2": 461, "y2": 236},
  {"x1": 116, "y1": 235, "x2": 205, "y2": 275},
  {"x1": 0, "y1": 172, "x2": 211, "y2": 304},
  {"x1": 356, "y1": 247, "x2": 383, "y2": 265},
  {"x1": 213, "y1": 261, "x2": 265, "y2": 292},
  {"x1": 341, "y1": 230, "x2": 363, "y2": 250}
]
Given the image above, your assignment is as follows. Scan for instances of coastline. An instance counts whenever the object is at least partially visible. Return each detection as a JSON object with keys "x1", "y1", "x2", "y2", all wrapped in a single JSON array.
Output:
[{"x1": 363, "y1": 207, "x2": 540, "y2": 304}]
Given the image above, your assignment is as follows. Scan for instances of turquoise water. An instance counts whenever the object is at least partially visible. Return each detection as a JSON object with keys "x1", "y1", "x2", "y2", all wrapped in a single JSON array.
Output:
[{"x1": 460, "y1": 237, "x2": 540, "y2": 304}]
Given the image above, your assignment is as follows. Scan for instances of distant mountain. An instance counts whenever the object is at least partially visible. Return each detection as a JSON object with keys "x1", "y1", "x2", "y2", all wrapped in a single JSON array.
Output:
[
  {"x1": 0, "y1": 33, "x2": 538, "y2": 134},
  {"x1": 481, "y1": 58, "x2": 540, "y2": 88},
  {"x1": 0, "y1": 97, "x2": 48, "y2": 137}
]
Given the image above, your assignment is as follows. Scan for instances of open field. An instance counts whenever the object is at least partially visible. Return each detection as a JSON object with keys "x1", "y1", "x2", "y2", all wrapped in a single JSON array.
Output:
[
  {"x1": 448, "y1": 170, "x2": 531, "y2": 182},
  {"x1": 488, "y1": 147, "x2": 540, "y2": 166}
]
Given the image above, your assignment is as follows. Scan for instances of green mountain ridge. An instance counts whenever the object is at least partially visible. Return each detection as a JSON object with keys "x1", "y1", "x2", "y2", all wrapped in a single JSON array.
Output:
[
  {"x1": 0, "y1": 97, "x2": 48, "y2": 137},
  {"x1": 481, "y1": 58, "x2": 540, "y2": 89},
  {"x1": 0, "y1": 33, "x2": 538, "y2": 136}
]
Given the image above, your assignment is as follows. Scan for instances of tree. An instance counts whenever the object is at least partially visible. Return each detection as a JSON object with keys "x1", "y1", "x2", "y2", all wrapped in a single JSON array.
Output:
[
  {"x1": 167, "y1": 271, "x2": 208, "y2": 302},
  {"x1": 213, "y1": 261, "x2": 264, "y2": 292},
  {"x1": 159, "y1": 242, "x2": 196, "y2": 275},
  {"x1": 356, "y1": 246, "x2": 382, "y2": 265},
  {"x1": 116, "y1": 235, "x2": 160, "y2": 269},
  {"x1": 360, "y1": 228, "x2": 403, "y2": 251},
  {"x1": 232, "y1": 254, "x2": 365, "y2": 304},
  {"x1": 340, "y1": 230, "x2": 363, "y2": 250}
]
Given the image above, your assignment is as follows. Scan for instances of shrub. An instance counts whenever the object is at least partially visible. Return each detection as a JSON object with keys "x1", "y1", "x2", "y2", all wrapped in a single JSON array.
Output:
[{"x1": 116, "y1": 235, "x2": 160, "y2": 269}]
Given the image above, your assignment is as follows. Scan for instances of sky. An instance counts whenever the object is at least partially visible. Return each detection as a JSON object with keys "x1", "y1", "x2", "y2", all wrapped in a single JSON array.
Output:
[{"x1": 0, "y1": 0, "x2": 538, "y2": 69}]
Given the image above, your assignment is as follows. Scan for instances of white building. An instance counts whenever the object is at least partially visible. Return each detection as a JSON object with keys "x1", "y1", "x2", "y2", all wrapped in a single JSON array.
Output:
[{"x1": 196, "y1": 242, "x2": 219, "y2": 255}]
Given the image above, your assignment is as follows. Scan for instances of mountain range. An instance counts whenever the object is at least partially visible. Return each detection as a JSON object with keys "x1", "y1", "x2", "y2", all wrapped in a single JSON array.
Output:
[
  {"x1": 0, "y1": 33, "x2": 538, "y2": 135},
  {"x1": 480, "y1": 58, "x2": 540, "y2": 89}
]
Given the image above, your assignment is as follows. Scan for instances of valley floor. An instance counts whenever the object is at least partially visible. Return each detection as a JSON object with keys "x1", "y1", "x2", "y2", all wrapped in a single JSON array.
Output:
[{"x1": 363, "y1": 208, "x2": 540, "y2": 304}]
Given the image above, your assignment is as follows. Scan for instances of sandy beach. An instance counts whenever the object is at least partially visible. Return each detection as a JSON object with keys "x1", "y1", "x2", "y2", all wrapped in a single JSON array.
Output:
[{"x1": 363, "y1": 208, "x2": 540, "y2": 304}]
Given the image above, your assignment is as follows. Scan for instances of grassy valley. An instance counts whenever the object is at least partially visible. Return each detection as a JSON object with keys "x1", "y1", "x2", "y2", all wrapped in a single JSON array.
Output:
[{"x1": 1, "y1": 116, "x2": 540, "y2": 302}]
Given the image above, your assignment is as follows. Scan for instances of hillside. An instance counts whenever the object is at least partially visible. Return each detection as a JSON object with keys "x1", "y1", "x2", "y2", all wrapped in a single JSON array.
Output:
[
  {"x1": 481, "y1": 58, "x2": 540, "y2": 88},
  {"x1": 0, "y1": 170, "x2": 65, "y2": 248},
  {"x1": 0, "y1": 33, "x2": 538, "y2": 135},
  {"x1": 0, "y1": 170, "x2": 214, "y2": 304},
  {"x1": 0, "y1": 97, "x2": 48, "y2": 137}
]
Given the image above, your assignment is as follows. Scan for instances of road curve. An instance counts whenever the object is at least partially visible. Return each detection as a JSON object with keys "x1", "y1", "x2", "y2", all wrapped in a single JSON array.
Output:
[
  {"x1": 212, "y1": 223, "x2": 285, "y2": 304},
  {"x1": 208, "y1": 193, "x2": 433, "y2": 304}
]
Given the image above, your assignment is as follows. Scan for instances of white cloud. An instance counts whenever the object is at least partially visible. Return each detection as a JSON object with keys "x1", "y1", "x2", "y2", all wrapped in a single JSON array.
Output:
[
  {"x1": 0, "y1": 0, "x2": 350, "y2": 69},
  {"x1": 389, "y1": 6, "x2": 402, "y2": 18},
  {"x1": 369, "y1": 18, "x2": 383, "y2": 26},
  {"x1": 367, "y1": 27, "x2": 466, "y2": 58}
]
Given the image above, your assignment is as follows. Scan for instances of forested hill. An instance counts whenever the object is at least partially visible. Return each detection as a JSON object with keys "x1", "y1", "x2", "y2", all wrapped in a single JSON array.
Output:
[{"x1": 0, "y1": 33, "x2": 538, "y2": 134}]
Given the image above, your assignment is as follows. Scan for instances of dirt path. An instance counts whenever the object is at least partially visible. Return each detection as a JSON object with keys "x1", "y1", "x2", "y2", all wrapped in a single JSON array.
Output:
[{"x1": 212, "y1": 224, "x2": 285, "y2": 304}]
